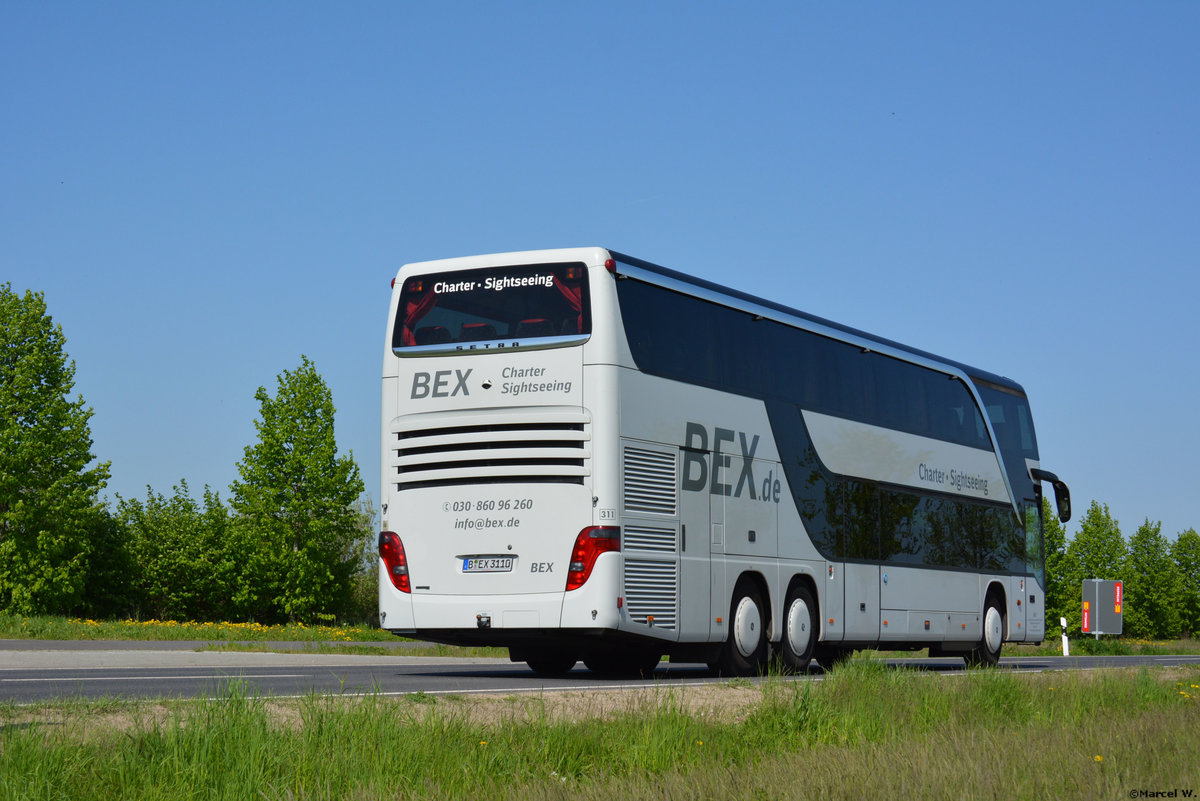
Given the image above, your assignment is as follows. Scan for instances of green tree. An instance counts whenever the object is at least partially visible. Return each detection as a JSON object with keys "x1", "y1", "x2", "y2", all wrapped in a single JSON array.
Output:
[
  {"x1": 1173, "y1": 528, "x2": 1200, "y2": 638},
  {"x1": 118, "y1": 481, "x2": 235, "y2": 621},
  {"x1": 1060, "y1": 501, "x2": 1127, "y2": 633},
  {"x1": 229, "y1": 356, "x2": 365, "y2": 623},
  {"x1": 1122, "y1": 519, "x2": 1182, "y2": 639},
  {"x1": 1042, "y1": 497, "x2": 1071, "y2": 630},
  {"x1": 0, "y1": 283, "x2": 110, "y2": 614},
  {"x1": 345, "y1": 495, "x2": 380, "y2": 624},
  {"x1": 78, "y1": 507, "x2": 135, "y2": 618}
]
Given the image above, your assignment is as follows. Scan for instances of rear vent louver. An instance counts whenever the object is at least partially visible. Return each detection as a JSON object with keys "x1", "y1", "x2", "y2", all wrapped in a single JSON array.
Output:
[
  {"x1": 622, "y1": 446, "x2": 677, "y2": 515},
  {"x1": 622, "y1": 524, "x2": 677, "y2": 553},
  {"x1": 623, "y1": 559, "x2": 678, "y2": 630},
  {"x1": 390, "y1": 408, "x2": 590, "y2": 491}
]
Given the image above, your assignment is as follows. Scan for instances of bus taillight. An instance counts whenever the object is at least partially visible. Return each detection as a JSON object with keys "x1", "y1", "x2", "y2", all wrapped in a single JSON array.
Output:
[
  {"x1": 378, "y1": 531, "x2": 411, "y2": 593},
  {"x1": 565, "y1": 526, "x2": 619, "y2": 591}
]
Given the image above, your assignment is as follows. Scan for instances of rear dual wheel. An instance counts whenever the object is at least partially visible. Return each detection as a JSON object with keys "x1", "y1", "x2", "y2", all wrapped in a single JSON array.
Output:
[
  {"x1": 778, "y1": 585, "x2": 817, "y2": 673},
  {"x1": 713, "y1": 582, "x2": 769, "y2": 676}
]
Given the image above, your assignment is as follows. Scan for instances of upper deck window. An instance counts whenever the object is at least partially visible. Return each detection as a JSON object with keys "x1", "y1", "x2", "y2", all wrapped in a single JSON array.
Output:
[{"x1": 393, "y1": 262, "x2": 590, "y2": 356}]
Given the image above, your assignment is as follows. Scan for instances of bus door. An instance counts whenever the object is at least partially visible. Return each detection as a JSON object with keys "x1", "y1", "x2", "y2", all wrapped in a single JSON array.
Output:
[
  {"x1": 1008, "y1": 574, "x2": 1028, "y2": 641},
  {"x1": 677, "y1": 471, "x2": 713, "y2": 641},
  {"x1": 709, "y1": 491, "x2": 727, "y2": 642},
  {"x1": 1008, "y1": 499, "x2": 1037, "y2": 641}
]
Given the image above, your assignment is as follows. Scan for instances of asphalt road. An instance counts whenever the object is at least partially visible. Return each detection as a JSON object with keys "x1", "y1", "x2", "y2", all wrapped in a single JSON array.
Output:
[{"x1": 3, "y1": 640, "x2": 1199, "y2": 704}]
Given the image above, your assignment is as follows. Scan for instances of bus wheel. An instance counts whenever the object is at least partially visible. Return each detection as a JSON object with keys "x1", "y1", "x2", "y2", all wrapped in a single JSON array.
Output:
[
  {"x1": 716, "y1": 583, "x2": 768, "y2": 676},
  {"x1": 526, "y1": 650, "x2": 577, "y2": 676},
  {"x1": 779, "y1": 585, "x2": 817, "y2": 673},
  {"x1": 584, "y1": 650, "x2": 661, "y2": 678},
  {"x1": 965, "y1": 598, "x2": 1004, "y2": 668}
]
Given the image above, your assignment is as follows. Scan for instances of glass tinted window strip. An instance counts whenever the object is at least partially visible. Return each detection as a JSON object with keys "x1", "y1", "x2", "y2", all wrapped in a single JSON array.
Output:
[{"x1": 616, "y1": 279, "x2": 991, "y2": 451}]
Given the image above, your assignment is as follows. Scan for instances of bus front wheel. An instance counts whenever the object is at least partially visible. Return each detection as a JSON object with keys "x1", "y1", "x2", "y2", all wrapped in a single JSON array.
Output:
[{"x1": 965, "y1": 598, "x2": 1004, "y2": 668}]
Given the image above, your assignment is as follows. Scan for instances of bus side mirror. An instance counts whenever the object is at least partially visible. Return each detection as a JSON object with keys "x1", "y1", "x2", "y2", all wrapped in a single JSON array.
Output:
[{"x1": 1031, "y1": 468, "x2": 1071, "y2": 524}]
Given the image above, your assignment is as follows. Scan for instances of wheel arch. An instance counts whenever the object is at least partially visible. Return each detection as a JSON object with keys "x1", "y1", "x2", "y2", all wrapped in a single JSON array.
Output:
[
  {"x1": 984, "y1": 580, "x2": 1008, "y2": 638},
  {"x1": 732, "y1": 570, "x2": 772, "y2": 637}
]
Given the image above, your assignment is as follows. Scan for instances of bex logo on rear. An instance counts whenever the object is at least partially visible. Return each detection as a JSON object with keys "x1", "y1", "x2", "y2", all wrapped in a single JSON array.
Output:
[{"x1": 411, "y1": 369, "x2": 472, "y2": 399}]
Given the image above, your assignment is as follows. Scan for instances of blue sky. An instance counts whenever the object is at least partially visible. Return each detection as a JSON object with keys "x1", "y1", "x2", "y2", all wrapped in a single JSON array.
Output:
[{"x1": 4, "y1": 3, "x2": 1198, "y2": 542}]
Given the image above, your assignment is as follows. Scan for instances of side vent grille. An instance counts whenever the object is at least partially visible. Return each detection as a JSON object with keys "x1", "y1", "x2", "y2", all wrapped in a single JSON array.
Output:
[
  {"x1": 623, "y1": 524, "x2": 677, "y2": 553},
  {"x1": 622, "y1": 446, "x2": 677, "y2": 515},
  {"x1": 623, "y1": 559, "x2": 678, "y2": 630},
  {"x1": 390, "y1": 408, "x2": 590, "y2": 491}
]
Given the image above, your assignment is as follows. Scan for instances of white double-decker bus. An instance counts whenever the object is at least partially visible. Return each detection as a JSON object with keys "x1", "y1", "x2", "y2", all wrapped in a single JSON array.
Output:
[{"x1": 378, "y1": 247, "x2": 1070, "y2": 677}]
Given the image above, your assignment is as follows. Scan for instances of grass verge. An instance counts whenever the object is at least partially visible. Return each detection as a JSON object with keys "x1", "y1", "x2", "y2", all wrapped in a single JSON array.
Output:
[
  {"x1": 1, "y1": 663, "x2": 1197, "y2": 800},
  {"x1": 0, "y1": 613, "x2": 392, "y2": 643}
]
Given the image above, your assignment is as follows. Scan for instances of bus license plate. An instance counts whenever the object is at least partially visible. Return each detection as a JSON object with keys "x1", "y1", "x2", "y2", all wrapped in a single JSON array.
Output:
[{"x1": 462, "y1": 557, "x2": 514, "y2": 573}]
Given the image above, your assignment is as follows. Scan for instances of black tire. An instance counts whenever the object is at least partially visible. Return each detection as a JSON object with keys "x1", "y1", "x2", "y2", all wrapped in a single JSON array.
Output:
[
  {"x1": 526, "y1": 650, "x2": 578, "y2": 676},
  {"x1": 778, "y1": 585, "x2": 817, "y2": 673},
  {"x1": 965, "y1": 596, "x2": 1004, "y2": 668},
  {"x1": 814, "y1": 643, "x2": 853, "y2": 671},
  {"x1": 714, "y1": 581, "x2": 769, "y2": 677},
  {"x1": 584, "y1": 650, "x2": 661, "y2": 678}
]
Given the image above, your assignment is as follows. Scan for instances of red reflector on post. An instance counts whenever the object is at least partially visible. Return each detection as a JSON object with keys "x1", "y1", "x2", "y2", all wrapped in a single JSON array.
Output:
[{"x1": 565, "y1": 526, "x2": 619, "y2": 591}]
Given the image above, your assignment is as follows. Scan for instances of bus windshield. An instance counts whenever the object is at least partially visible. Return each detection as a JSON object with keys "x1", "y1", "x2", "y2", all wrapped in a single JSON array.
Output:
[{"x1": 392, "y1": 262, "x2": 590, "y2": 356}]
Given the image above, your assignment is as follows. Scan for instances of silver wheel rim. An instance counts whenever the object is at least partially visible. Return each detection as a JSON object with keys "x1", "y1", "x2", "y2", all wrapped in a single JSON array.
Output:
[
  {"x1": 786, "y1": 598, "x2": 811, "y2": 657},
  {"x1": 733, "y1": 596, "x2": 762, "y2": 659},
  {"x1": 984, "y1": 605, "x2": 1003, "y2": 654}
]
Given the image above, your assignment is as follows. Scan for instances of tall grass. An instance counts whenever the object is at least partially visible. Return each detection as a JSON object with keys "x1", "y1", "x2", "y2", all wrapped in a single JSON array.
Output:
[{"x1": 2, "y1": 664, "x2": 1197, "y2": 800}]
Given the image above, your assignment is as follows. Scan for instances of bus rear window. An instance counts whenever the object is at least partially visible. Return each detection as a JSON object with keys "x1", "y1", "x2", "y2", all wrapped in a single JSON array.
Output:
[{"x1": 393, "y1": 262, "x2": 590, "y2": 355}]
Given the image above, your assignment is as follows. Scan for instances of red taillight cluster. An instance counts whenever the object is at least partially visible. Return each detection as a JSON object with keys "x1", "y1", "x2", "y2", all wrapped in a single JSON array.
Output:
[
  {"x1": 378, "y1": 531, "x2": 410, "y2": 593},
  {"x1": 565, "y1": 526, "x2": 619, "y2": 591}
]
